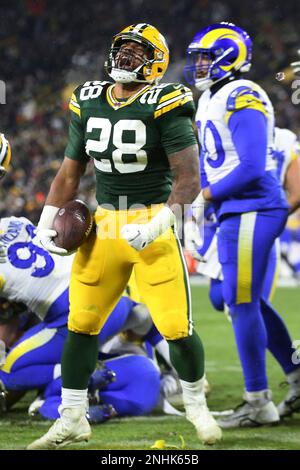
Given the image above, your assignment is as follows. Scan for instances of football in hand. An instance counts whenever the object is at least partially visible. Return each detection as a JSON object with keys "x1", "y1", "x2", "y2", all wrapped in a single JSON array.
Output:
[{"x1": 53, "y1": 199, "x2": 94, "y2": 252}]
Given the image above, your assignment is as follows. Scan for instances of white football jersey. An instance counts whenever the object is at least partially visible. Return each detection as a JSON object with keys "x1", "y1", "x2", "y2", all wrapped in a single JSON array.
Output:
[
  {"x1": 197, "y1": 126, "x2": 297, "y2": 281},
  {"x1": 274, "y1": 127, "x2": 300, "y2": 185},
  {"x1": 196, "y1": 79, "x2": 276, "y2": 185},
  {"x1": 0, "y1": 216, "x2": 74, "y2": 319}
]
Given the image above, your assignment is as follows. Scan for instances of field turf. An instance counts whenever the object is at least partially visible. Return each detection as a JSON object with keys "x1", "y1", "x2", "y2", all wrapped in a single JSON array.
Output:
[{"x1": 0, "y1": 285, "x2": 299, "y2": 450}]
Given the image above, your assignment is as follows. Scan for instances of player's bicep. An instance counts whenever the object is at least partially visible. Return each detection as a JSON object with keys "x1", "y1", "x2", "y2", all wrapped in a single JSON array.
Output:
[
  {"x1": 168, "y1": 144, "x2": 200, "y2": 181},
  {"x1": 50, "y1": 157, "x2": 87, "y2": 197},
  {"x1": 59, "y1": 156, "x2": 87, "y2": 181},
  {"x1": 167, "y1": 144, "x2": 200, "y2": 207},
  {"x1": 65, "y1": 117, "x2": 88, "y2": 161}
]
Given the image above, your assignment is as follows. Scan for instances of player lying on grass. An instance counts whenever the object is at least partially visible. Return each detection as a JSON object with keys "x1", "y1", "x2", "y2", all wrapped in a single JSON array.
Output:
[
  {"x1": 0, "y1": 215, "x2": 181, "y2": 421},
  {"x1": 0, "y1": 296, "x2": 181, "y2": 422}
]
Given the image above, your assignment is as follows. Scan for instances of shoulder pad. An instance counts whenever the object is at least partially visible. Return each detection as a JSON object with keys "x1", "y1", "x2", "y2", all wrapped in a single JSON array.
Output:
[
  {"x1": 157, "y1": 82, "x2": 192, "y2": 99},
  {"x1": 70, "y1": 81, "x2": 111, "y2": 116},
  {"x1": 226, "y1": 85, "x2": 267, "y2": 113},
  {"x1": 154, "y1": 83, "x2": 194, "y2": 119}
]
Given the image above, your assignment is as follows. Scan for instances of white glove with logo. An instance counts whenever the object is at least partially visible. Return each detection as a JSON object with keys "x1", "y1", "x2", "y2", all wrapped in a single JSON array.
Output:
[
  {"x1": 35, "y1": 205, "x2": 68, "y2": 255},
  {"x1": 121, "y1": 206, "x2": 176, "y2": 251},
  {"x1": 191, "y1": 190, "x2": 207, "y2": 225},
  {"x1": 121, "y1": 223, "x2": 152, "y2": 251}
]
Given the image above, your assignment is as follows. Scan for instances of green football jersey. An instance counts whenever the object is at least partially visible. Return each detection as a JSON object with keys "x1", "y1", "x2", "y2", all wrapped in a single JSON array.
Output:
[{"x1": 65, "y1": 80, "x2": 197, "y2": 209}]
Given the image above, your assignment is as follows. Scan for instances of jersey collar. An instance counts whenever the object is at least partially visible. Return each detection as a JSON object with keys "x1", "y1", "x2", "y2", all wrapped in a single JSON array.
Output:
[{"x1": 106, "y1": 84, "x2": 151, "y2": 110}]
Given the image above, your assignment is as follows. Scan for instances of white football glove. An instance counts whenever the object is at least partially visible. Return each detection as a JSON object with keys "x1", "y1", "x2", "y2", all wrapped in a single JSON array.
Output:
[
  {"x1": 121, "y1": 223, "x2": 152, "y2": 251},
  {"x1": 160, "y1": 373, "x2": 180, "y2": 398},
  {"x1": 191, "y1": 190, "x2": 207, "y2": 225},
  {"x1": 35, "y1": 205, "x2": 68, "y2": 256},
  {"x1": 34, "y1": 228, "x2": 68, "y2": 256},
  {"x1": 184, "y1": 220, "x2": 204, "y2": 262},
  {"x1": 0, "y1": 242, "x2": 8, "y2": 263},
  {"x1": 121, "y1": 206, "x2": 176, "y2": 251}
]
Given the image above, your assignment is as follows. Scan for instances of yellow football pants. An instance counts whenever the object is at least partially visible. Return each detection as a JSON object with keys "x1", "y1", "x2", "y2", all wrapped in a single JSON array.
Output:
[{"x1": 68, "y1": 205, "x2": 192, "y2": 340}]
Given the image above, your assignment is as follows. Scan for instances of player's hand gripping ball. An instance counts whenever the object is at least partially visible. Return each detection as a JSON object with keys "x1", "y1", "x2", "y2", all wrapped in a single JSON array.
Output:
[{"x1": 53, "y1": 199, "x2": 94, "y2": 252}]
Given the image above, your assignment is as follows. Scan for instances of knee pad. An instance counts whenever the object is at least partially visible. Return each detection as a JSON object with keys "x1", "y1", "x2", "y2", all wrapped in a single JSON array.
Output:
[
  {"x1": 68, "y1": 307, "x2": 102, "y2": 335},
  {"x1": 155, "y1": 314, "x2": 189, "y2": 341}
]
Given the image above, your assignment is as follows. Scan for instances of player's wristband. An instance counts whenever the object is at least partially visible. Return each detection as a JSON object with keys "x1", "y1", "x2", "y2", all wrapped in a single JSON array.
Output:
[
  {"x1": 37, "y1": 205, "x2": 60, "y2": 230},
  {"x1": 147, "y1": 206, "x2": 176, "y2": 241}
]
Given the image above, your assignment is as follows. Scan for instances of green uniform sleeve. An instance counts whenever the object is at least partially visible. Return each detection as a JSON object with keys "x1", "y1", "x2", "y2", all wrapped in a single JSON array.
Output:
[
  {"x1": 155, "y1": 84, "x2": 197, "y2": 155},
  {"x1": 65, "y1": 88, "x2": 89, "y2": 161}
]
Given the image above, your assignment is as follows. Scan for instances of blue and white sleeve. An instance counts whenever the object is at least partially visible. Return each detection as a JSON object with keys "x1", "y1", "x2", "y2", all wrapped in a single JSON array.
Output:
[{"x1": 210, "y1": 110, "x2": 267, "y2": 200}]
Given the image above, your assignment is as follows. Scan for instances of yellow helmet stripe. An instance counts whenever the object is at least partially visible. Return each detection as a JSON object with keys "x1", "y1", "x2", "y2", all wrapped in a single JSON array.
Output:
[
  {"x1": 199, "y1": 27, "x2": 240, "y2": 48},
  {"x1": 131, "y1": 23, "x2": 148, "y2": 34},
  {"x1": 199, "y1": 28, "x2": 247, "y2": 71}
]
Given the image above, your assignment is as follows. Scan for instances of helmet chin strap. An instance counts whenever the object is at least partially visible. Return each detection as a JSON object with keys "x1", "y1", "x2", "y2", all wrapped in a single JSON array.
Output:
[{"x1": 195, "y1": 71, "x2": 233, "y2": 91}]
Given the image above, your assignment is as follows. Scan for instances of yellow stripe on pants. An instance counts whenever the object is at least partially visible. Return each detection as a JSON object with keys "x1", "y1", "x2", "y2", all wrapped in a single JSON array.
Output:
[
  {"x1": 1, "y1": 328, "x2": 57, "y2": 373},
  {"x1": 237, "y1": 212, "x2": 257, "y2": 304}
]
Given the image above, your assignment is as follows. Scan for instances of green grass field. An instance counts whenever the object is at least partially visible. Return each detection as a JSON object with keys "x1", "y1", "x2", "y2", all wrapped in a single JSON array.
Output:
[{"x1": 0, "y1": 285, "x2": 299, "y2": 450}]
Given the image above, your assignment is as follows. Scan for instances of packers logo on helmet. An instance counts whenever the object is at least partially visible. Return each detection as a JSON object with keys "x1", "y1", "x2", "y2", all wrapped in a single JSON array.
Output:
[
  {"x1": 0, "y1": 134, "x2": 11, "y2": 180},
  {"x1": 105, "y1": 23, "x2": 169, "y2": 85}
]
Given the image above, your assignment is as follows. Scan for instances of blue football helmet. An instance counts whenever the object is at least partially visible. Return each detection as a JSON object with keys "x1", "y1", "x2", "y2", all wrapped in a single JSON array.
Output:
[{"x1": 184, "y1": 22, "x2": 252, "y2": 91}]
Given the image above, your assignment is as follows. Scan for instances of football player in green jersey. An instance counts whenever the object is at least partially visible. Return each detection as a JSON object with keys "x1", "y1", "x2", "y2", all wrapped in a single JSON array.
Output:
[{"x1": 28, "y1": 23, "x2": 221, "y2": 449}]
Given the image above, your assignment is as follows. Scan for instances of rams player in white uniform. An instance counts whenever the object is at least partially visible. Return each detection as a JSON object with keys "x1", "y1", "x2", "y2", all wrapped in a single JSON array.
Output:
[
  {"x1": 186, "y1": 126, "x2": 300, "y2": 420},
  {"x1": 188, "y1": 127, "x2": 300, "y2": 305},
  {"x1": 185, "y1": 22, "x2": 300, "y2": 427}
]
